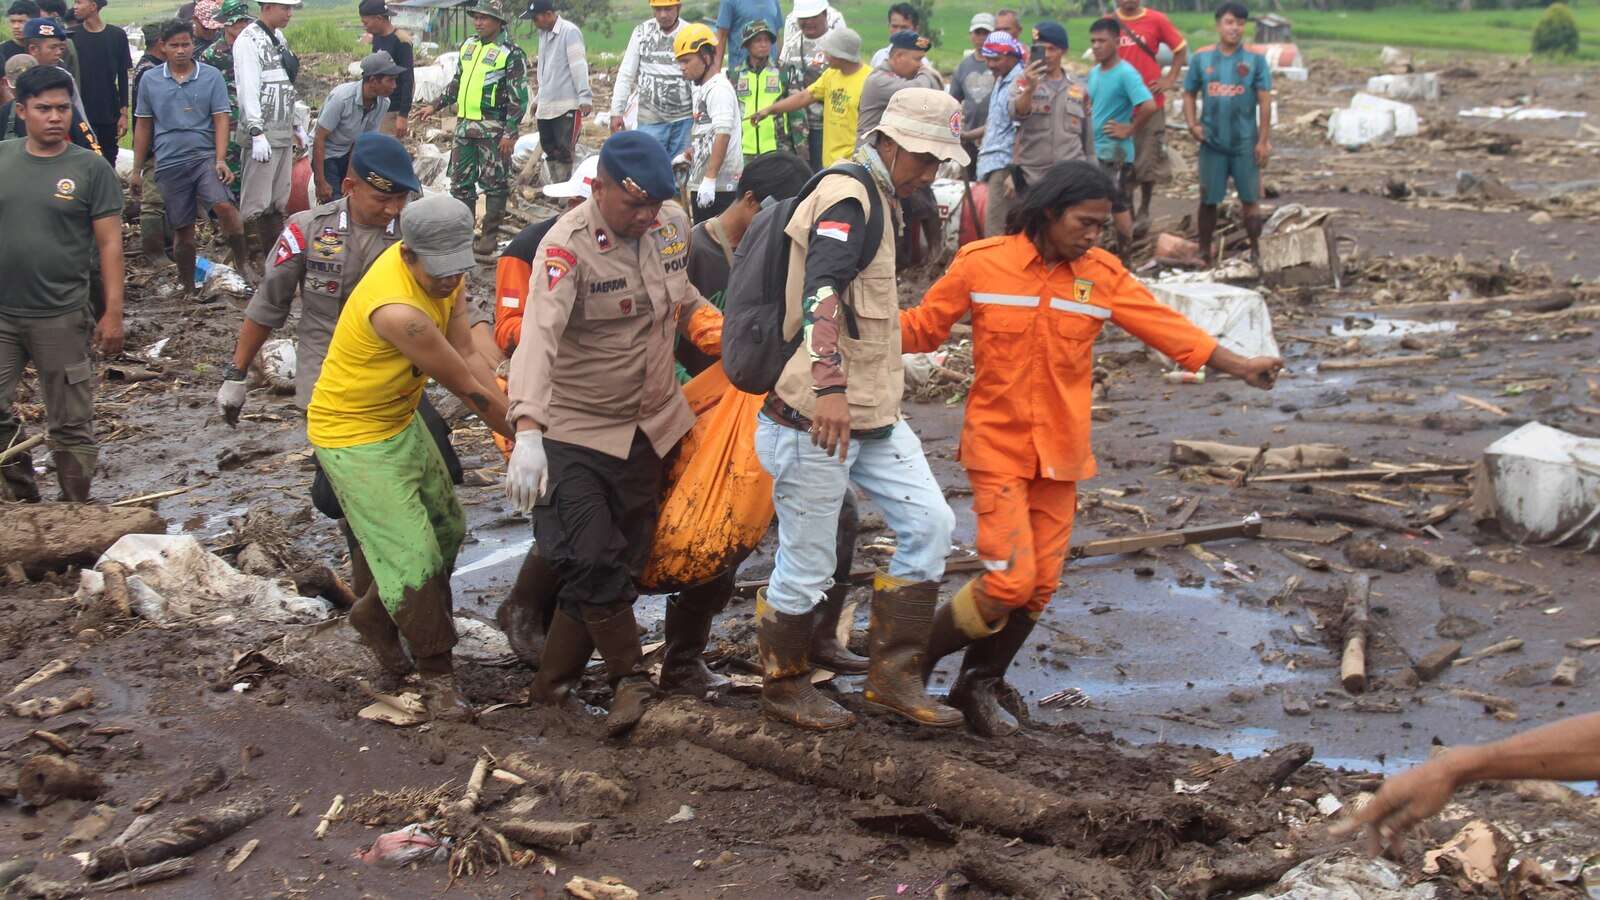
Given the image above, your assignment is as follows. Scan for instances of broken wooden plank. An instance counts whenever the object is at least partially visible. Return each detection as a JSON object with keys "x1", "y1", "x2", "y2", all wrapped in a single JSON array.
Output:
[
  {"x1": 1454, "y1": 638, "x2": 1525, "y2": 667},
  {"x1": 1457, "y1": 394, "x2": 1508, "y2": 417},
  {"x1": 1259, "y1": 521, "x2": 1350, "y2": 544},
  {"x1": 1070, "y1": 517, "x2": 1263, "y2": 559},
  {"x1": 1171, "y1": 440, "x2": 1349, "y2": 471},
  {"x1": 1250, "y1": 464, "x2": 1471, "y2": 484},
  {"x1": 1319, "y1": 354, "x2": 1438, "y2": 371},
  {"x1": 1340, "y1": 575, "x2": 1371, "y2": 694},
  {"x1": 1413, "y1": 643, "x2": 1462, "y2": 681},
  {"x1": 1552, "y1": 657, "x2": 1582, "y2": 687},
  {"x1": 1565, "y1": 637, "x2": 1600, "y2": 652}
]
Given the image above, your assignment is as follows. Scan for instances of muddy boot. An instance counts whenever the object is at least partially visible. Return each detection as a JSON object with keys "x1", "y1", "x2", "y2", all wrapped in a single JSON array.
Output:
[
  {"x1": 583, "y1": 605, "x2": 656, "y2": 737},
  {"x1": 497, "y1": 552, "x2": 558, "y2": 668},
  {"x1": 52, "y1": 451, "x2": 92, "y2": 503},
  {"x1": 474, "y1": 194, "x2": 506, "y2": 256},
  {"x1": 949, "y1": 611, "x2": 1038, "y2": 738},
  {"x1": 810, "y1": 583, "x2": 869, "y2": 674},
  {"x1": 531, "y1": 609, "x2": 594, "y2": 706},
  {"x1": 920, "y1": 578, "x2": 1005, "y2": 684},
  {"x1": 337, "y1": 520, "x2": 373, "y2": 600},
  {"x1": 658, "y1": 580, "x2": 732, "y2": 697},
  {"x1": 0, "y1": 441, "x2": 41, "y2": 503},
  {"x1": 862, "y1": 572, "x2": 962, "y2": 728},
  {"x1": 348, "y1": 586, "x2": 414, "y2": 677},
  {"x1": 757, "y1": 590, "x2": 854, "y2": 730},
  {"x1": 415, "y1": 652, "x2": 474, "y2": 723}
]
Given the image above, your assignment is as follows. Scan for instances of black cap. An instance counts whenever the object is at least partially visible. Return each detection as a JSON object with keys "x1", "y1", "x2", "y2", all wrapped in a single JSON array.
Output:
[
  {"x1": 887, "y1": 30, "x2": 930, "y2": 52},
  {"x1": 599, "y1": 131, "x2": 674, "y2": 202},
  {"x1": 529, "y1": 0, "x2": 553, "y2": 12},
  {"x1": 350, "y1": 132, "x2": 420, "y2": 194},
  {"x1": 357, "y1": 0, "x2": 390, "y2": 14},
  {"x1": 1033, "y1": 21, "x2": 1069, "y2": 49}
]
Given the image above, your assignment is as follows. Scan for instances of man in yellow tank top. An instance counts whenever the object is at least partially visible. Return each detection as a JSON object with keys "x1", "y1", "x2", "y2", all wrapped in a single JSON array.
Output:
[{"x1": 308, "y1": 193, "x2": 515, "y2": 722}]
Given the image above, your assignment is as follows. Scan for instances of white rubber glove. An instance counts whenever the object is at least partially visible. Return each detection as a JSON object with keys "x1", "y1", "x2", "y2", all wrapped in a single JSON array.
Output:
[
  {"x1": 217, "y1": 379, "x2": 248, "y2": 426},
  {"x1": 250, "y1": 134, "x2": 272, "y2": 163},
  {"x1": 505, "y1": 430, "x2": 548, "y2": 513},
  {"x1": 294, "y1": 125, "x2": 309, "y2": 147},
  {"x1": 695, "y1": 177, "x2": 717, "y2": 208}
]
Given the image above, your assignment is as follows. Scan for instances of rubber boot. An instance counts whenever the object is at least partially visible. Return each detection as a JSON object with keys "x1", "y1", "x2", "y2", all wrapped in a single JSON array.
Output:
[
  {"x1": 756, "y1": 589, "x2": 854, "y2": 730},
  {"x1": 949, "y1": 611, "x2": 1039, "y2": 737},
  {"x1": 474, "y1": 193, "x2": 506, "y2": 256},
  {"x1": 862, "y1": 572, "x2": 963, "y2": 728},
  {"x1": 530, "y1": 609, "x2": 593, "y2": 707},
  {"x1": 0, "y1": 441, "x2": 41, "y2": 502},
  {"x1": 415, "y1": 651, "x2": 474, "y2": 723},
  {"x1": 497, "y1": 552, "x2": 559, "y2": 669},
  {"x1": 811, "y1": 492, "x2": 868, "y2": 673},
  {"x1": 546, "y1": 158, "x2": 571, "y2": 186},
  {"x1": 583, "y1": 605, "x2": 656, "y2": 737},
  {"x1": 348, "y1": 585, "x2": 414, "y2": 677},
  {"x1": 920, "y1": 578, "x2": 1005, "y2": 684},
  {"x1": 52, "y1": 451, "x2": 92, "y2": 503},
  {"x1": 658, "y1": 578, "x2": 732, "y2": 697}
]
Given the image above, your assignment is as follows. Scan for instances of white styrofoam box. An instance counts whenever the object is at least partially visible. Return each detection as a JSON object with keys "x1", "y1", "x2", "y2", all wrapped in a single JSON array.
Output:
[
  {"x1": 1365, "y1": 72, "x2": 1439, "y2": 103},
  {"x1": 1145, "y1": 280, "x2": 1280, "y2": 362},
  {"x1": 1480, "y1": 422, "x2": 1600, "y2": 550},
  {"x1": 1349, "y1": 92, "x2": 1420, "y2": 136}
]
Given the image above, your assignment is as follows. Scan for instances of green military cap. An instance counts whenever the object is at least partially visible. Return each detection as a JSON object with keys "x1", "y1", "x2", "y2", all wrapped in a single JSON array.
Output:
[
  {"x1": 472, "y1": 0, "x2": 513, "y2": 23},
  {"x1": 217, "y1": 0, "x2": 253, "y2": 23},
  {"x1": 740, "y1": 18, "x2": 775, "y2": 46}
]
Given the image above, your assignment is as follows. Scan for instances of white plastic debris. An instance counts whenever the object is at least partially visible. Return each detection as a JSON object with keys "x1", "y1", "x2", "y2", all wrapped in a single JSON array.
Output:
[
  {"x1": 1365, "y1": 73, "x2": 1439, "y2": 103},
  {"x1": 932, "y1": 177, "x2": 967, "y2": 255},
  {"x1": 1378, "y1": 46, "x2": 1411, "y2": 69},
  {"x1": 1240, "y1": 852, "x2": 1438, "y2": 899},
  {"x1": 410, "y1": 52, "x2": 458, "y2": 107},
  {"x1": 1316, "y1": 794, "x2": 1344, "y2": 816},
  {"x1": 511, "y1": 133, "x2": 543, "y2": 171},
  {"x1": 356, "y1": 824, "x2": 451, "y2": 867},
  {"x1": 413, "y1": 143, "x2": 448, "y2": 192},
  {"x1": 665, "y1": 804, "x2": 696, "y2": 824},
  {"x1": 201, "y1": 262, "x2": 251, "y2": 299},
  {"x1": 1146, "y1": 281, "x2": 1280, "y2": 362},
  {"x1": 76, "y1": 534, "x2": 332, "y2": 624},
  {"x1": 115, "y1": 147, "x2": 135, "y2": 178},
  {"x1": 1327, "y1": 93, "x2": 1420, "y2": 149},
  {"x1": 452, "y1": 615, "x2": 515, "y2": 664},
  {"x1": 1476, "y1": 422, "x2": 1600, "y2": 551},
  {"x1": 260, "y1": 338, "x2": 297, "y2": 383},
  {"x1": 1459, "y1": 105, "x2": 1586, "y2": 121}
]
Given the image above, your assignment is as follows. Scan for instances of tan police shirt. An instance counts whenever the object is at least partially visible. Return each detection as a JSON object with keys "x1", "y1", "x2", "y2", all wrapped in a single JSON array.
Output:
[
  {"x1": 1011, "y1": 71, "x2": 1094, "y2": 185},
  {"x1": 243, "y1": 197, "x2": 399, "y2": 407},
  {"x1": 507, "y1": 197, "x2": 712, "y2": 460}
]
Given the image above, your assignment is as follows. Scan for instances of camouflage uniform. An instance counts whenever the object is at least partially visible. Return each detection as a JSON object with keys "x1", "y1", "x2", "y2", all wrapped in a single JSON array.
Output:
[
  {"x1": 201, "y1": 0, "x2": 253, "y2": 199},
  {"x1": 435, "y1": 0, "x2": 528, "y2": 248}
]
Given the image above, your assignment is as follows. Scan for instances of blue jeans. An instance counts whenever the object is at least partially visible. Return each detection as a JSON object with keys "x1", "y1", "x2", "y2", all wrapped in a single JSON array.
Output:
[
  {"x1": 638, "y1": 118, "x2": 693, "y2": 159},
  {"x1": 754, "y1": 412, "x2": 955, "y2": 616}
]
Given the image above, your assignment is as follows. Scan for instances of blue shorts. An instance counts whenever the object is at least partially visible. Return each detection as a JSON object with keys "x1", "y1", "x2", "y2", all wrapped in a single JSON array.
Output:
[
  {"x1": 637, "y1": 118, "x2": 693, "y2": 159},
  {"x1": 155, "y1": 156, "x2": 235, "y2": 228},
  {"x1": 1198, "y1": 145, "x2": 1260, "y2": 206}
]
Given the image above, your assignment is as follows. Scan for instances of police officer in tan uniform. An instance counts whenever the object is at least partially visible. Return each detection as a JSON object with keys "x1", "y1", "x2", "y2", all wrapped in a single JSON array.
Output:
[
  {"x1": 216, "y1": 133, "x2": 464, "y2": 601},
  {"x1": 996, "y1": 20, "x2": 1093, "y2": 229},
  {"x1": 503, "y1": 131, "x2": 723, "y2": 737}
]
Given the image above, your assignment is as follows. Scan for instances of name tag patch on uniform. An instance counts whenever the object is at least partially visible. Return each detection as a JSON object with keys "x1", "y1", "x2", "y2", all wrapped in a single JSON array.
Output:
[
  {"x1": 816, "y1": 220, "x2": 851, "y2": 242},
  {"x1": 590, "y1": 277, "x2": 627, "y2": 293},
  {"x1": 273, "y1": 223, "x2": 306, "y2": 266},
  {"x1": 1074, "y1": 278, "x2": 1093, "y2": 303},
  {"x1": 546, "y1": 259, "x2": 570, "y2": 290}
]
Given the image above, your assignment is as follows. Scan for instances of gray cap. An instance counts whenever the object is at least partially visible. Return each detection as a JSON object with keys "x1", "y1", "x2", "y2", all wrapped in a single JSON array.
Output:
[
  {"x1": 401, "y1": 195, "x2": 476, "y2": 277},
  {"x1": 816, "y1": 25, "x2": 860, "y2": 63},
  {"x1": 360, "y1": 50, "x2": 405, "y2": 78},
  {"x1": 969, "y1": 12, "x2": 994, "y2": 32}
]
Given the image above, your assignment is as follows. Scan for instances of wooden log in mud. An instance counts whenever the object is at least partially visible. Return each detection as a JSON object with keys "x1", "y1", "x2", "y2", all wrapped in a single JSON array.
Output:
[
  {"x1": 84, "y1": 796, "x2": 267, "y2": 879},
  {"x1": 4, "y1": 504, "x2": 165, "y2": 577}
]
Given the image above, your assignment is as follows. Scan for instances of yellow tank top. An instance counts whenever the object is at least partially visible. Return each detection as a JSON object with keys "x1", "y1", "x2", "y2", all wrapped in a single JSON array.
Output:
[{"x1": 307, "y1": 244, "x2": 458, "y2": 448}]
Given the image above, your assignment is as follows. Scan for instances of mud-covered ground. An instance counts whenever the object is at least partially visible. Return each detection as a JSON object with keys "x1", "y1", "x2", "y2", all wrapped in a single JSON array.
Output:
[{"x1": 2, "y1": 50, "x2": 1599, "y2": 898}]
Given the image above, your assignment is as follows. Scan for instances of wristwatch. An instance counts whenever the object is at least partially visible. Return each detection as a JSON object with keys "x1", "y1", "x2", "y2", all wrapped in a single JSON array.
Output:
[
  {"x1": 223, "y1": 363, "x2": 248, "y2": 382},
  {"x1": 248, "y1": 125, "x2": 264, "y2": 137}
]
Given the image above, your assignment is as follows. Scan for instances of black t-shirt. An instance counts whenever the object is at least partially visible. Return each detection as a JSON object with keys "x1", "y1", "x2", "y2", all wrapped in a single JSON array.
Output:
[
  {"x1": 0, "y1": 41, "x2": 27, "y2": 65},
  {"x1": 369, "y1": 30, "x2": 414, "y2": 116},
  {"x1": 70, "y1": 24, "x2": 131, "y2": 122},
  {"x1": 504, "y1": 214, "x2": 559, "y2": 266}
]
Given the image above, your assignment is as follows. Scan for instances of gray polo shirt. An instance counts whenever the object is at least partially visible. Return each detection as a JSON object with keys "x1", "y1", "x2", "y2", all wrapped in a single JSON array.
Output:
[
  {"x1": 316, "y1": 80, "x2": 390, "y2": 158},
  {"x1": 134, "y1": 61, "x2": 231, "y2": 172}
]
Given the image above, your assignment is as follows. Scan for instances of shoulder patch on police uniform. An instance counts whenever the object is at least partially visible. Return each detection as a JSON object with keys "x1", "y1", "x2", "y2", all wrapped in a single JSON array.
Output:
[
  {"x1": 273, "y1": 223, "x2": 307, "y2": 266},
  {"x1": 545, "y1": 258, "x2": 570, "y2": 290},
  {"x1": 546, "y1": 246, "x2": 577, "y2": 267}
]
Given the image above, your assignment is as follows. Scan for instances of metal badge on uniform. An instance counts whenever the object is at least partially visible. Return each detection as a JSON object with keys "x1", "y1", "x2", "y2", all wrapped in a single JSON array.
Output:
[
  {"x1": 314, "y1": 227, "x2": 343, "y2": 258},
  {"x1": 273, "y1": 223, "x2": 306, "y2": 266},
  {"x1": 593, "y1": 228, "x2": 613, "y2": 252},
  {"x1": 1073, "y1": 278, "x2": 1093, "y2": 304},
  {"x1": 1068, "y1": 84, "x2": 1085, "y2": 100},
  {"x1": 619, "y1": 297, "x2": 633, "y2": 315},
  {"x1": 366, "y1": 172, "x2": 394, "y2": 192}
]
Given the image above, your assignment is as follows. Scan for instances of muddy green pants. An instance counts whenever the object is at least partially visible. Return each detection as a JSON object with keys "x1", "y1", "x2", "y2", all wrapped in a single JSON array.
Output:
[
  {"x1": 314, "y1": 413, "x2": 465, "y2": 617},
  {"x1": 0, "y1": 305, "x2": 98, "y2": 478},
  {"x1": 448, "y1": 133, "x2": 509, "y2": 211}
]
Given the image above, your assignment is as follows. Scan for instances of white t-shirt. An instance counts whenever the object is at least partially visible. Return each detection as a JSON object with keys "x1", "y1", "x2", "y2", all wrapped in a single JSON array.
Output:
[{"x1": 690, "y1": 71, "x2": 743, "y2": 191}]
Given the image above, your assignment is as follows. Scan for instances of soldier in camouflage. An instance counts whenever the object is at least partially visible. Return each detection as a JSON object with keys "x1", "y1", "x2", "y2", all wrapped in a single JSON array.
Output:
[
  {"x1": 415, "y1": 0, "x2": 528, "y2": 255},
  {"x1": 199, "y1": 0, "x2": 253, "y2": 201}
]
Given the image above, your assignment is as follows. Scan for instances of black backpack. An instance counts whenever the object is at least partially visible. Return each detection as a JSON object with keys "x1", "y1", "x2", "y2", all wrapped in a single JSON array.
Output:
[{"x1": 721, "y1": 163, "x2": 885, "y2": 395}]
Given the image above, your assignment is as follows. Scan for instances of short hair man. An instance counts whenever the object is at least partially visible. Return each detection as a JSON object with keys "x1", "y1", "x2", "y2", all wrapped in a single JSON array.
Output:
[
  {"x1": 676, "y1": 22, "x2": 741, "y2": 221},
  {"x1": 308, "y1": 193, "x2": 515, "y2": 722},
  {"x1": 994, "y1": 8, "x2": 1020, "y2": 40},
  {"x1": 868, "y1": 1, "x2": 915, "y2": 70},
  {"x1": 777, "y1": 0, "x2": 843, "y2": 170},
  {"x1": 610, "y1": 0, "x2": 693, "y2": 156},
  {"x1": 948, "y1": 12, "x2": 994, "y2": 177},
  {"x1": 711, "y1": 0, "x2": 778, "y2": 70},
  {"x1": 358, "y1": 0, "x2": 412, "y2": 139},
  {"x1": 752, "y1": 24, "x2": 864, "y2": 168},
  {"x1": 415, "y1": 0, "x2": 528, "y2": 254},
  {"x1": 1086, "y1": 16, "x2": 1154, "y2": 250},
  {"x1": 972, "y1": 30, "x2": 1023, "y2": 238},
  {"x1": 1114, "y1": 0, "x2": 1187, "y2": 224},
  {"x1": 233, "y1": 0, "x2": 303, "y2": 265},
  {"x1": 529, "y1": 0, "x2": 590, "y2": 189},
  {"x1": 131, "y1": 18, "x2": 250, "y2": 297},
  {"x1": 67, "y1": 0, "x2": 129, "y2": 167},
  {"x1": 3, "y1": 0, "x2": 42, "y2": 66},
  {"x1": 502, "y1": 132, "x2": 724, "y2": 735},
  {"x1": 746, "y1": 89, "x2": 965, "y2": 731},
  {"x1": 312, "y1": 50, "x2": 402, "y2": 202},
  {"x1": 856, "y1": 29, "x2": 943, "y2": 265},
  {"x1": 0, "y1": 65, "x2": 124, "y2": 503},
  {"x1": 1183, "y1": 1, "x2": 1272, "y2": 265}
]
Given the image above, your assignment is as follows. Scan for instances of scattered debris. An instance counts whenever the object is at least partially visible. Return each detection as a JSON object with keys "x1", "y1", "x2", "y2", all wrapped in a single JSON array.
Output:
[
  {"x1": 1475, "y1": 422, "x2": 1600, "y2": 551},
  {"x1": 1413, "y1": 642, "x2": 1463, "y2": 681},
  {"x1": 1340, "y1": 575, "x2": 1372, "y2": 694},
  {"x1": 565, "y1": 875, "x2": 640, "y2": 900},
  {"x1": 1551, "y1": 656, "x2": 1582, "y2": 687},
  {"x1": 6, "y1": 659, "x2": 75, "y2": 697},
  {"x1": 86, "y1": 857, "x2": 195, "y2": 893},
  {"x1": 1455, "y1": 638, "x2": 1525, "y2": 666},
  {"x1": 850, "y1": 807, "x2": 959, "y2": 843},
  {"x1": 84, "y1": 796, "x2": 268, "y2": 878},
  {"x1": 224, "y1": 838, "x2": 259, "y2": 873},
  {"x1": 1148, "y1": 282, "x2": 1281, "y2": 361},
  {"x1": 1240, "y1": 851, "x2": 1438, "y2": 899},
  {"x1": 18, "y1": 754, "x2": 104, "y2": 807},
  {"x1": 663, "y1": 804, "x2": 695, "y2": 825},
  {"x1": 1451, "y1": 689, "x2": 1518, "y2": 720},
  {"x1": 1170, "y1": 440, "x2": 1348, "y2": 471},
  {"x1": 356, "y1": 823, "x2": 451, "y2": 867},
  {"x1": 5, "y1": 505, "x2": 165, "y2": 578},
  {"x1": 499, "y1": 820, "x2": 595, "y2": 849},
  {"x1": 315, "y1": 795, "x2": 345, "y2": 840},
  {"x1": 1423, "y1": 820, "x2": 1512, "y2": 888}
]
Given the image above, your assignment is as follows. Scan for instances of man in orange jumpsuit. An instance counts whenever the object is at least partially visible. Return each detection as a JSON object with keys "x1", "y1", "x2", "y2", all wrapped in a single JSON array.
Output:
[{"x1": 899, "y1": 159, "x2": 1282, "y2": 736}]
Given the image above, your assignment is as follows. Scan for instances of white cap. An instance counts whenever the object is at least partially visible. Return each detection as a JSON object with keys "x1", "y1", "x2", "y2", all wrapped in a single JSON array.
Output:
[
  {"x1": 543, "y1": 155, "x2": 600, "y2": 200},
  {"x1": 792, "y1": 0, "x2": 828, "y2": 18},
  {"x1": 969, "y1": 12, "x2": 995, "y2": 32}
]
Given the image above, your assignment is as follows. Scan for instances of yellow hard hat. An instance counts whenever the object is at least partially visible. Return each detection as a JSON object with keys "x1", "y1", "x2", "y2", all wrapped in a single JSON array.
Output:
[
  {"x1": 648, "y1": 0, "x2": 679, "y2": 7},
  {"x1": 673, "y1": 22, "x2": 717, "y2": 58}
]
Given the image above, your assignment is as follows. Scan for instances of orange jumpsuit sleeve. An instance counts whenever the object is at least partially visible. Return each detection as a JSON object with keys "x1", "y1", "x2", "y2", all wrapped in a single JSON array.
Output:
[
  {"x1": 493, "y1": 256, "x2": 533, "y2": 355},
  {"x1": 1107, "y1": 266, "x2": 1219, "y2": 371},
  {"x1": 899, "y1": 256, "x2": 974, "y2": 353}
]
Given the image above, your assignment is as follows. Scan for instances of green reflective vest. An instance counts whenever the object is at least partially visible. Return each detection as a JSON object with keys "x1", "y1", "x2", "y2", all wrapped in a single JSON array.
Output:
[
  {"x1": 733, "y1": 64, "x2": 785, "y2": 157},
  {"x1": 457, "y1": 36, "x2": 513, "y2": 121}
]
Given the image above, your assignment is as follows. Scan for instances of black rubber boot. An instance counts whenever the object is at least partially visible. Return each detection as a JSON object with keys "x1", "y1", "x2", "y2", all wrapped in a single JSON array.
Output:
[
  {"x1": 658, "y1": 576, "x2": 732, "y2": 697},
  {"x1": 757, "y1": 590, "x2": 854, "y2": 730},
  {"x1": 862, "y1": 572, "x2": 962, "y2": 728},
  {"x1": 584, "y1": 605, "x2": 656, "y2": 737},
  {"x1": 950, "y1": 611, "x2": 1039, "y2": 738},
  {"x1": 52, "y1": 451, "x2": 92, "y2": 503},
  {"x1": 474, "y1": 194, "x2": 507, "y2": 256},
  {"x1": 531, "y1": 609, "x2": 593, "y2": 707},
  {"x1": 497, "y1": 552, "x2": 559, "y2": 668},
  {"x1": 0, "y1": 439, "x2": 41, "y2": 502}
]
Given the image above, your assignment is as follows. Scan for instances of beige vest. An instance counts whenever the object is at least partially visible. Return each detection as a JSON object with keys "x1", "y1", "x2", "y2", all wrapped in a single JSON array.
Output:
[{"x1": 773, "y1": 172, "x2": 902, "y2": 430}]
